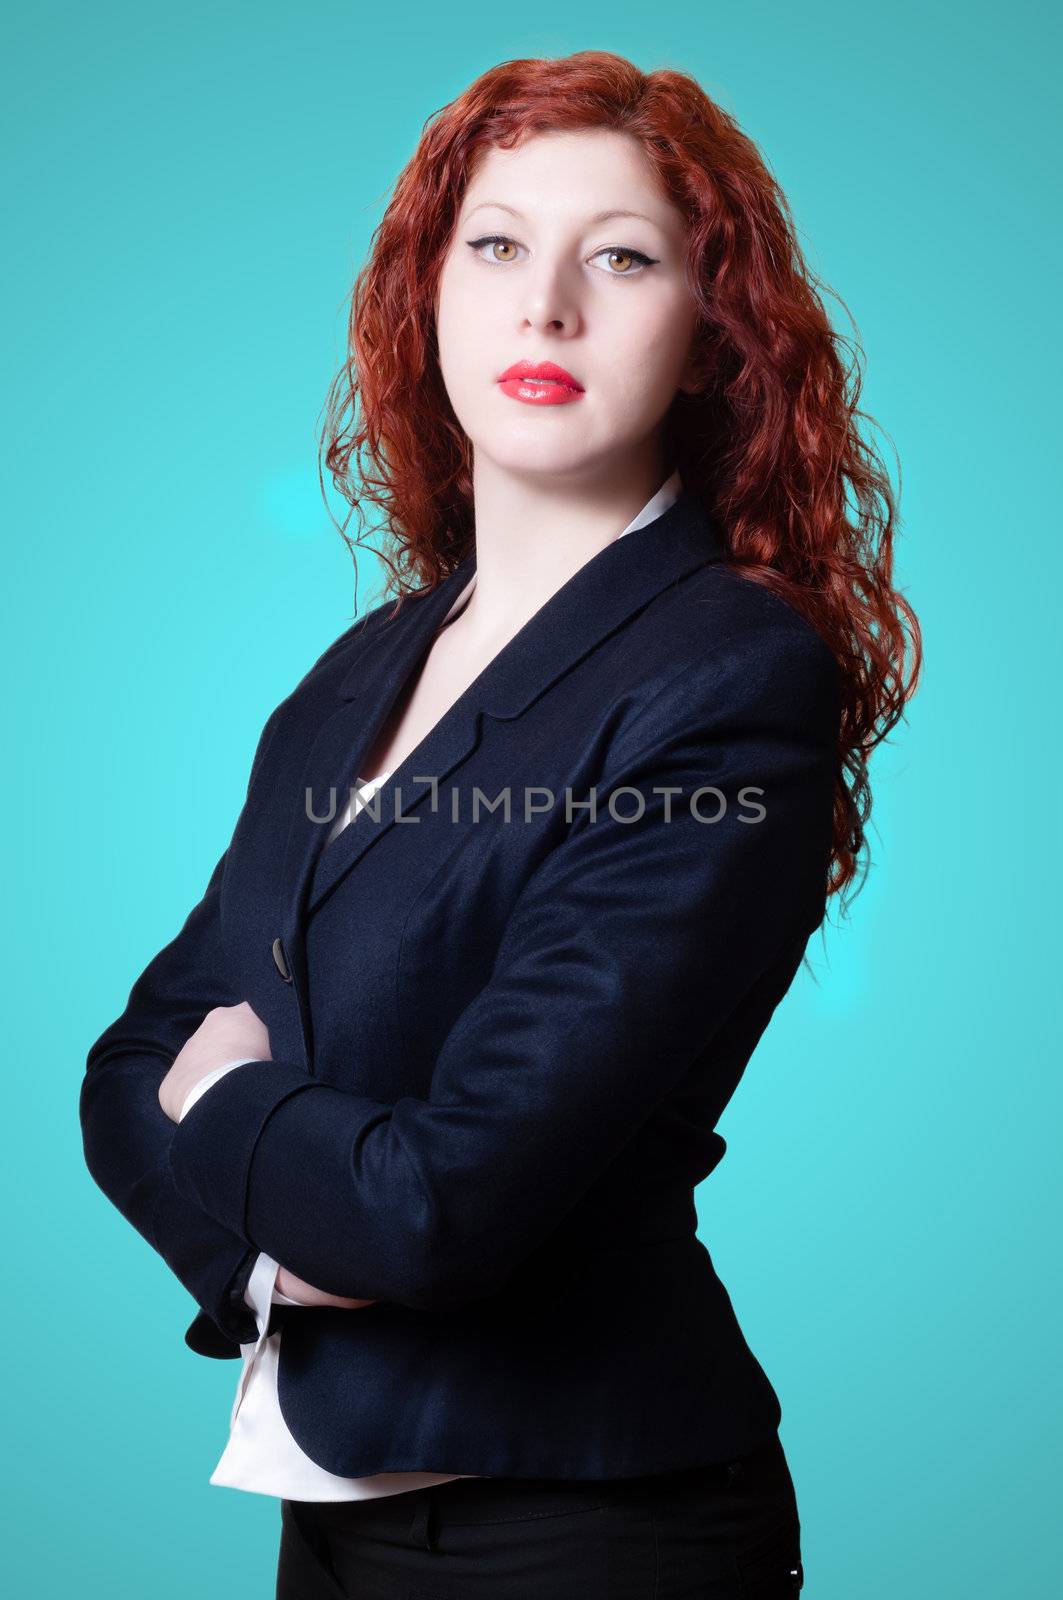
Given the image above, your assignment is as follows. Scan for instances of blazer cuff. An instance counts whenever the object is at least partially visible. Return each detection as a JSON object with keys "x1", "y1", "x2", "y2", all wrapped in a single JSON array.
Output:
[
  {"x1": 167, "y1": 1060, "x2": 322, "y2": 1238},
  {"x1": 183, "y1": 1241, "x2": 259, "y2": 1359}
]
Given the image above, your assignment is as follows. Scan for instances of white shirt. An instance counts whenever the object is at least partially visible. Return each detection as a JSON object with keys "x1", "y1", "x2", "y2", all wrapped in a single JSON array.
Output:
[{"x1": 181, "y1": 468, "x2": 683, "y2": 1498}]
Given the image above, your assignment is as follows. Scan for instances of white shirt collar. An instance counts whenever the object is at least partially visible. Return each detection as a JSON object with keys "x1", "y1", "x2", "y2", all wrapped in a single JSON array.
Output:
[{"x1": 617, "y1": 467, "x2": 683, "y2": 538}]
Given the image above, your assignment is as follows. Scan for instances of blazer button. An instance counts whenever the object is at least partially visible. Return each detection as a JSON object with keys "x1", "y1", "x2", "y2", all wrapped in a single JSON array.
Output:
[{"x1": 271, "y1": 937, "x2": 292, "y2": 982}]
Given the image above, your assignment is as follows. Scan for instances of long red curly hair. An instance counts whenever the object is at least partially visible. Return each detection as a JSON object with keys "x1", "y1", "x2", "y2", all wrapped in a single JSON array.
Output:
[{"x1": 318, "y1": 50, "x2": 921, "y2": 915}]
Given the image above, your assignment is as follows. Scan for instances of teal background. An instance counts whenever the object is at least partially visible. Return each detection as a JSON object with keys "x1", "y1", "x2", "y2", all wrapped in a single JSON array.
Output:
[{"x1": 4, "y1": 1, "x2": 1058, "y2": 1594}]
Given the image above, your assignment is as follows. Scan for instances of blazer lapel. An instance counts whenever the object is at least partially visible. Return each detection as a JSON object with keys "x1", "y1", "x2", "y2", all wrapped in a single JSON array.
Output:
[
  {"x1": 287, "y1": 486, "x2": 728, "y2": 929},
  {"x1": 275, "y1": 558, "x2": 474, "y2": 932}
]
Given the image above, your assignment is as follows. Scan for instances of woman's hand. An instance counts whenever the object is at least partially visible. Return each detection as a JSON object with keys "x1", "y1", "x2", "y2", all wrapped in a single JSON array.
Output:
[
  {"x1": 158, "y1": 1000, "x2": 272, "y2": 1123},
  {"x1": 275, "y1": 1264, "x2": 377, "y2": 1310}
]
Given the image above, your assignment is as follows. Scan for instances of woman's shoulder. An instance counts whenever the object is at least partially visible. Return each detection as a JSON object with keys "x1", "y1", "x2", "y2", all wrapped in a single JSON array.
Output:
[
  {"x1": 271, "y1": 593, "x2": 398, "y2": 709},
  {"x1": 671, "y1": 560, "x2": 833, "y2": 667},
  {"x1": 239, "y1": 598, "x2": 396, "y2": 785},
  {"x1": 622, "y1": 562, "x2": 840, "y2": 734}
]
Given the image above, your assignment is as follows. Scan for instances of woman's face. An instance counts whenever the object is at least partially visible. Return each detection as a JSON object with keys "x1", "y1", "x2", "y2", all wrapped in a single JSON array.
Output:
[{"x1": 434, "y1": 129, "x2": 702, "y2": 488}]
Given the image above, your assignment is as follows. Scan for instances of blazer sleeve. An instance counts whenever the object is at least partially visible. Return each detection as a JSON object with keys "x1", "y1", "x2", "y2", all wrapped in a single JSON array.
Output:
[
  {"x1": 79, "y1": 703, "x2": 287, "y2": 1356},
  {"x1": 166, "y1": 625, "x2": 840, "y2": 1313}
]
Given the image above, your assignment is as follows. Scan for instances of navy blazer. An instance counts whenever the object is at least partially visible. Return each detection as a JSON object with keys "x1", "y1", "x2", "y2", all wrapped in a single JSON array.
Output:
[{"x1": 80, "y1": 486, "x2": 840, "y2": 1479}]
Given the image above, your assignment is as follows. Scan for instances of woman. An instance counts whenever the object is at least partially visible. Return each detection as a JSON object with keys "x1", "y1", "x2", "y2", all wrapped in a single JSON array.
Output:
[{"x1": 81, "y1": 50, "x2": 920, "y2": 1599}]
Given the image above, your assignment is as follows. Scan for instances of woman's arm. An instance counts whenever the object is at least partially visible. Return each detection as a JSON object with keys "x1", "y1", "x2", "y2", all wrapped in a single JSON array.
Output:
[
  {"x1": 175, "y1": 1057, "x2": 377, "y2": 1310},
  {"x1": 79, "y1": 699, "x2": 288, "y2": 1348},
  {"x1": 164, "y1": 1030, "x2": 378, "y2": 1311},
  {"x1": 80, "y1": 845, "x2": 263, "y2": 1347}
]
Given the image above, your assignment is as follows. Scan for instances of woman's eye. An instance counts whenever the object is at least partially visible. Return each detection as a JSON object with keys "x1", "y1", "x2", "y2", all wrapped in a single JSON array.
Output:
[
  {"x1": 467, "y1": 235, "x2": 523, "y2": 264},
  {"x1": 465, "y1": 236, "x2": 657, "y2": 276},
  {"x1": 589, "y1": 246, "x2": 657, "y2": 276}
]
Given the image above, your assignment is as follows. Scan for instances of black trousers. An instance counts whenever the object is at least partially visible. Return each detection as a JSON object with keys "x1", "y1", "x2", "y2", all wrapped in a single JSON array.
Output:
[{"x1": 275, "y1": 1431, "x2": 804, "y2": 1599}]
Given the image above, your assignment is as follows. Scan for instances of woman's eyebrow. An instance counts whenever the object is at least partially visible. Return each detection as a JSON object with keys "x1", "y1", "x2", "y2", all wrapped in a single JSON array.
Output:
[{"x1": 462, "y1": 201, "x2": 665, "y2": 229}]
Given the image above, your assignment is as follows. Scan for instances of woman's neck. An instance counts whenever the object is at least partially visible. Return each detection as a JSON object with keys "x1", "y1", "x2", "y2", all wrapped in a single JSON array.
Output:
[{"x1": 457, "y1": 458, "x2": 675, "y2": 640}]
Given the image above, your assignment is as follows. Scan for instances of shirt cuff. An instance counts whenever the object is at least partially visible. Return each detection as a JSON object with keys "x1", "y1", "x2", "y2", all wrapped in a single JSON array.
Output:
[
  {"x1": 242, "y1": 1250, "x2": 282, "y2": 1339},
  {"x1": 242, "y1": 1251, "x2": 317, "y2": 1323},
  {"x1": 178, "y1": 1058, "x2": 260, "y2": 1123}
]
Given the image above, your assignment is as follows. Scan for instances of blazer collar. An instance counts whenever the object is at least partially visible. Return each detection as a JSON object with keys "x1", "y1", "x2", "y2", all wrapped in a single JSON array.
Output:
[
  {"x1": 284, "y1": 484, "x2": 728, "y2": 927},
  {"x1": 336, "y1": 483, "x2": 726, "y2": 719}
]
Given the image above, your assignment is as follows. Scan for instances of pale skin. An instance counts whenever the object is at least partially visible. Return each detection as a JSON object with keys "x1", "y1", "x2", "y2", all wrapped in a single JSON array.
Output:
[{"x1": 158, "y1": 126, "x2": 708, "y2": 1307}]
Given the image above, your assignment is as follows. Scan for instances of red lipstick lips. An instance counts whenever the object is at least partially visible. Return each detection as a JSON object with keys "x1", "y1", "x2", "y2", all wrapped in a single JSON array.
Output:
[{"x1": 497, "y1": 360, "x2": 585, "y2": 406}]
